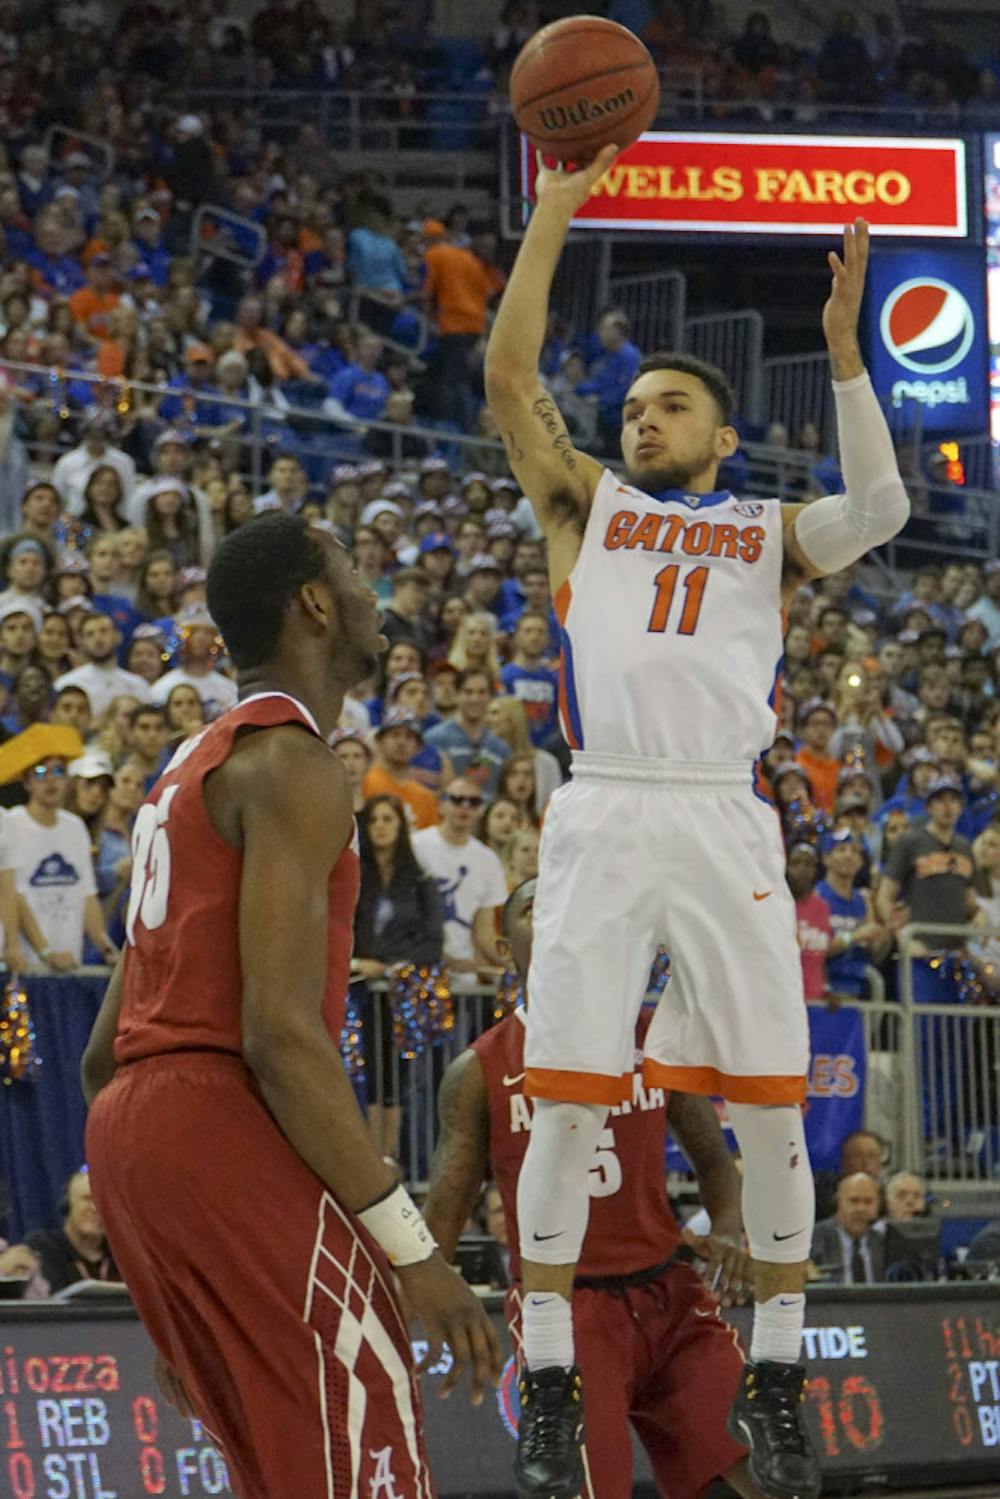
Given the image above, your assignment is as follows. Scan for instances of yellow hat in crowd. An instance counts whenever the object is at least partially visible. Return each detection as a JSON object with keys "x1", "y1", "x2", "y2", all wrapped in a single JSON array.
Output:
[{"x1": 0, "y1": 725, "x2": 85, "y2": 785}]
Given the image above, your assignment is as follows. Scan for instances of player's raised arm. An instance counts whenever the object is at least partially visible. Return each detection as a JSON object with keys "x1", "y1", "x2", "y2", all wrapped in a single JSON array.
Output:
[
  {"x1": 484, "y1": 149, "x2": 613, "y2": 540},
  {"x1": 782, "y1": 218, "x2": 910, "y2": 590},
  {"x1": 424, "y1": 1049, "x2": 491, "y2": 1262}
]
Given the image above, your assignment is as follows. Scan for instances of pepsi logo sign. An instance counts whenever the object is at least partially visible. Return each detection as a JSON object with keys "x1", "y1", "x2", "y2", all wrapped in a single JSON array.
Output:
[{"x1": 879, "y1": 277, "x2": 975, "y2": 375}]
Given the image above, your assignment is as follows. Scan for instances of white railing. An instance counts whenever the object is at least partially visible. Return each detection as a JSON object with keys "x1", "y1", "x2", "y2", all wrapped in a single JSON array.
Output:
[{"x1": 897, "y1": 923, "x2": 1000, "y2": 1193}]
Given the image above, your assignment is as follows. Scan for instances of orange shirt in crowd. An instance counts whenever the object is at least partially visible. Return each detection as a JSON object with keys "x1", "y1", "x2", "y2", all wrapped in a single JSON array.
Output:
[
  {"x1": 96, "y1": 340, "x2": 128, "y2": 377},
  {"x1": 68, "y1": 287, "x2": 120, "y2": 339},
  {"x1": 233, "y1": 326, "x2": 311, "y2": 382},
  {"x1": 362, "y1": 766, "x2": 440, "y2": 830},
  {"x1": 423, "y1": 243, "x2": 504, "y2": 335},
  {"x1": 794, "y1": 748, "x2": 841, "y2": 814}
]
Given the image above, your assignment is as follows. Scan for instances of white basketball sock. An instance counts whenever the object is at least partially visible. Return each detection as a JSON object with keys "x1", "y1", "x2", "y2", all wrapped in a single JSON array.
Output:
[
  {"x1": 751, "y1": 1292, "x2": 806, "y2": 1364},
  {"x1": 522, "y1": 1293, "x2": 575, "y2": 1370}
]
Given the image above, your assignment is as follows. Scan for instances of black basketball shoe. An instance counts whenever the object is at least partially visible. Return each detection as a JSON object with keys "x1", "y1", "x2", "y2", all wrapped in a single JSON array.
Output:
[
  {"x1": 727, "y1": 1359, "x2": 821, "y2": 1499},
  {"x1": 514, "y1": 1364, "x2": 585, "y2": 1499}
]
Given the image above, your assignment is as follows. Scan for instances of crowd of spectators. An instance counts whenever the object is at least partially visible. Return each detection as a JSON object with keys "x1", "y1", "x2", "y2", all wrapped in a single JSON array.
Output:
[
  {"x1": 0, "y1": 0, "x2": 997, "y2": 1298},
  {"x1": 2, "y1": 2, "x2": 991, "y2": 132}
]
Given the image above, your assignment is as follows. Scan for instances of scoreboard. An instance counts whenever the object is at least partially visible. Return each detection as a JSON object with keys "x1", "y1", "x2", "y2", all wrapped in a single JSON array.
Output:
[{"x1": 1, "y1": 1284, "x2": 999, "y2": 1496}]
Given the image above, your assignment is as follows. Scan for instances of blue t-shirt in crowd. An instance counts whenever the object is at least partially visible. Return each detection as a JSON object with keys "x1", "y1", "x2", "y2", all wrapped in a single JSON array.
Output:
[
  {"x1": 329, "y1": 363, "x2": 389, "y2": 421},
  {"x1": 424, "y1": 719, "x2": 510, "y2": 798},
  {"x1": 347, "y1": 228, "x2": 408, "y2": 295},
  {"x1": 92, "y1": 592, "x2": 143, "y2": 646},
  {"x1": 817, "y1": 879, "x2": 868, "y2": 997},
  {"x1": 133, "y1": 240, "x2": 173, "y2": 287},
  {"x1": 500, "y1": 662, "x2": 558, "y2": 747}
]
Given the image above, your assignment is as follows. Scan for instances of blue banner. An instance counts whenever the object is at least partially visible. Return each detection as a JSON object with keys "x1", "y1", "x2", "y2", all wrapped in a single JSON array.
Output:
[
  {"x1": 803, "y1": 1003, "x2": 866, "y2": 1171},
  {"x1": 866, "y1": 247, "x2": 989, "y2": 434},
  {"x1": 0, "y1": 976, "x2": 107, "y2": 1242},
  {"x1": 665, "y1": 1004, "x2": 866, "y2": 1174}
]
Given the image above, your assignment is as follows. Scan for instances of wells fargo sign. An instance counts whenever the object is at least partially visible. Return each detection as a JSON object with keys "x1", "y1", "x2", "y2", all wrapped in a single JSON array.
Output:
[{"x1": 521, "y1": 132, "x2": 968, "y2": 238}]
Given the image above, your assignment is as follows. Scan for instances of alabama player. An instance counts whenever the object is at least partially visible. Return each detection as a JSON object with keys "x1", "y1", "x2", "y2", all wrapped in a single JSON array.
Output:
[
  {"x1": 425, "y1": 879, "x2": 770, "y2": 1499},
  {"x1": 81, "y1": 515, "x2": 501, "y2": 1499},
  {"x1": 484, "y1": 144, "x2": 909, "y2": 1499}
]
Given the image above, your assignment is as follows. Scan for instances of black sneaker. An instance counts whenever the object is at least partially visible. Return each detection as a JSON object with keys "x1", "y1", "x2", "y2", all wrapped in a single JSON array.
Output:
[
  {"x1": 727, "y1": 1360, "x2": 821, "y2": 1499},
  {"x1": 514, "y1": 1364, "x2": 584, "y2": 1499}
]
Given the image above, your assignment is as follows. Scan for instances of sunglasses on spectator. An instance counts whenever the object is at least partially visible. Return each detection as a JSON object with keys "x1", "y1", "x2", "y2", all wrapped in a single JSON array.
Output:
[
  {"x1": 31, "y1": 764, "x2": 67, "y2": 780},
  {"x1": 447, "y1": 793, "x2": 483, "y2": 808}
]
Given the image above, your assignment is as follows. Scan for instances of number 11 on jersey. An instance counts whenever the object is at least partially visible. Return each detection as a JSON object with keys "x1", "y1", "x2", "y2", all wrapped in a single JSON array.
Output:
[{"x1": 647, "y1": 564, "x2": 710, "y2": 636}]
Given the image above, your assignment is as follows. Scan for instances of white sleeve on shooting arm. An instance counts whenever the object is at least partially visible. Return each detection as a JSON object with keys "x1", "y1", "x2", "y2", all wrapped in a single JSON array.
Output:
[{"x1": 792, "y1": 372, "x2": 910, "y2": 574}]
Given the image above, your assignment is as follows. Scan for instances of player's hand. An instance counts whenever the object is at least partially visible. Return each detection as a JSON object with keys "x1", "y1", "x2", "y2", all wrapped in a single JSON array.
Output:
[
  {"x1": 154, "y1": 1351, "x2": 195, "y2": 1420},
  {"x1": 534, "y1": 143, "x2": 619, "y2": 216},
  {"x1": 396, "y1": 1253, "x2": 503, "y2": 1404},
  {"x1": 684, "y1": 1227, "x2": 752, "y2": 1306},
  {"x1": 822, "y1": 217, "x2": 869, "y2": 354}
]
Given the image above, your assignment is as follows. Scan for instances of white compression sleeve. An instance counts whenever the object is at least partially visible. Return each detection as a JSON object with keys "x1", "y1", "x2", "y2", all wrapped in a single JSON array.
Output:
[
  {"x1": 792, "y1": 372, "x2": 910, "y2": 574},
  {"x1": 517, "y1": 1098, "x2": 608, "y2": 1266},
  {"x1": 724, "y1": 1101, "x2": 814, "y2": 1265}
]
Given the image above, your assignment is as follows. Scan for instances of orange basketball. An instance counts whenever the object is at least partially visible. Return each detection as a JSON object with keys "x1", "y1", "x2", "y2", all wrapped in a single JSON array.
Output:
[{"x1": 510, "y1": 16, "x2": 660, "y2": 163}]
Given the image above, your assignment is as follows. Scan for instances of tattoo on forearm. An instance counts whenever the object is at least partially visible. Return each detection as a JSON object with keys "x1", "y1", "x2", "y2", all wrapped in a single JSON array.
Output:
[{"x1": 531, "y1": 396, "x2": 577, "y2": 471}]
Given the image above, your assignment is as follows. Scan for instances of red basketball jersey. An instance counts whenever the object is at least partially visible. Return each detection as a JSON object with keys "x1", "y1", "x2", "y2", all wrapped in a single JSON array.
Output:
[
  {"x1": 115, "y1": 691, "x2": 359, "y2": 1064},
  {"x1": 472, "y1": 1008, "x2": 682, "y2": 1280}
]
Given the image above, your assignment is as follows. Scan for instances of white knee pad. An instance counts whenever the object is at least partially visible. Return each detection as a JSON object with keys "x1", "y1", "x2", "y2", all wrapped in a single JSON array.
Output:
[
  {"x1": 517, "y1": 1099, "x2": 609, "y2": 1266},
  {"x1": 724, "y1": 1102, "x2": 814, "y2": 1264}
]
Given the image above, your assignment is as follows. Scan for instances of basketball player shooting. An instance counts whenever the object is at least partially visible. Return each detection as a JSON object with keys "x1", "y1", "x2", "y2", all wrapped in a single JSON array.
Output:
[
  {"x1": 484, "y1": 146, "x2": 910, "y2": 1499},
  {"x1": 81, "y1": 516, "x2": 501, "y2": 1499}
]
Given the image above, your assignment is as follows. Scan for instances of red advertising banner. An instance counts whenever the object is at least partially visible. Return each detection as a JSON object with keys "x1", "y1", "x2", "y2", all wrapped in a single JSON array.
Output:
[{"x1": 520, "y1": 132, "x2": 967, "y2": 237}]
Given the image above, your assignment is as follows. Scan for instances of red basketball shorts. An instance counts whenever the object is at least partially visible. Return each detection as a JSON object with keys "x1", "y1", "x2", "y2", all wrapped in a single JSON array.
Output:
[
  {"x1": 86, "y1": 1052, "x2": 435, "y2": 1499},
  {"x1": 508, "y1": 1261, "x2": 747, "y2": 1499}
]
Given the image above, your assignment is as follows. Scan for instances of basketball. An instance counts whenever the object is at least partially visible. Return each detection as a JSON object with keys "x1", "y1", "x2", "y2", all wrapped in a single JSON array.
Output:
[{"x1": 510, "y1": 16, "x2": 660, "y2": 163}]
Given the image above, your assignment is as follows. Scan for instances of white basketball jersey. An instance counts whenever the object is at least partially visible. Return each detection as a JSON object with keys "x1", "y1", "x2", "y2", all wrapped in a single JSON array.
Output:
[{"x1": 554, "y1": 469, "x2": 785, "y2": 763}]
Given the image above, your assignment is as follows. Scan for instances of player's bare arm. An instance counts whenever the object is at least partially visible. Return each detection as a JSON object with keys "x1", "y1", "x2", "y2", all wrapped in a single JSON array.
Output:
[
  {"x1": 668, "y1": 1091, "x2": 751, "y2": 1305},
  {"x1": 81, "y1": 956, "x2": 125, "y2": 1105},
  {"x1": 781, "y1": 218, "x2": 910, "y2": 599},
  {"x1": 424, "y1": 1049, "x2": 491, "y2": 1262},
  {"x1": 484, "y1": 149, "x2": 615, "y2": 586},
  {"x1": 220, "y1": 726, "x2": 502, "y2": 1403}
]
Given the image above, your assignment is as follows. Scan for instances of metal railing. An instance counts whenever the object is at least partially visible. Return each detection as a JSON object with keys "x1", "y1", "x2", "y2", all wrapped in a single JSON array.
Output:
[
  {"x1": 188, "y1": 88, "x2": 503, "y2": 155},
  {"x1": 1, "y1": 359, "x2": 510, "y2": 496},
  {"x1": 4, "y1": 359, "x2": 994, "y2": 573},
  {"x1": 607, "y1": 271, "x2": 687, "y2": 355},
  {"x1": 363, "y1": 971, "x2": 912, "y2": 1193},
  {"x1": 184, "y1": 83, "x2": 1000, "y2": 139},
  {"x1": 897, "y1": 923, "x2": 1000, "y2": 1192},
  {"x1": 684, "y1": 310, "x2": 765, "y2": 427},
  {"x1": 761, "y1": 351, "x2": 836, "y2": 454}
]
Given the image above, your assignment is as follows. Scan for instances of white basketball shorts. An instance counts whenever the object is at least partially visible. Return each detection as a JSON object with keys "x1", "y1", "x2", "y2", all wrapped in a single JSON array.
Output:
[{"x1": 523, "y1": 753, "x2": 808, "y2": 1107}]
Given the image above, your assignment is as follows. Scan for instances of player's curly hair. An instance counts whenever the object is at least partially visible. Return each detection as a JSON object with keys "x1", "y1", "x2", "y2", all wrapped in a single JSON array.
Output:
[
  {"x1": 206, "y1": 513, "x2": 327, "y2": 671},
  {"x1": 634, "y1": 351, "x2": 735, "y2": 426}
]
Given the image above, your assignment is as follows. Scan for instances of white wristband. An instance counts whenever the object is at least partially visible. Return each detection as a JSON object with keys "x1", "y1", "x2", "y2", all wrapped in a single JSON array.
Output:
[{"x1": 357, "y1": 1183, "x2": 436, "y2": 1267}]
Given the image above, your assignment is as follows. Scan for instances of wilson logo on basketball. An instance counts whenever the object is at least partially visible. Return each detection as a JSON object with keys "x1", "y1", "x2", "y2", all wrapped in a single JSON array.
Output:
[
  {"x1": 537, "y1": 87, "x2": 636, "y2": 133},
  {"x1": 879, "y1": 277, "x2": 975, "y2": 376}
]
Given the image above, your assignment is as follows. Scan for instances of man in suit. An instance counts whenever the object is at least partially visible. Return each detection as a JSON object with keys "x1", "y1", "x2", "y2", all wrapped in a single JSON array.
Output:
[{"x1": 810, "y1": 1172, "x2": 885, "y2": 1284}]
